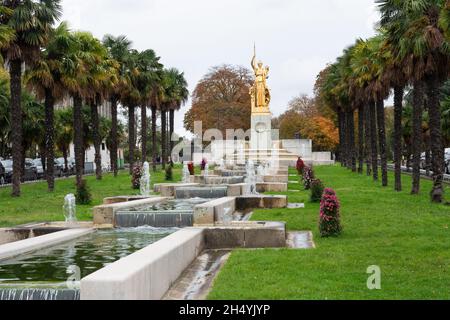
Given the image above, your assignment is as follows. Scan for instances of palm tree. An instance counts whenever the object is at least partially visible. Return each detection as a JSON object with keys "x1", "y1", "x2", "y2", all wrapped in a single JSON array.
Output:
[
  {"x1": 168, "y1": 69, "x2": 189, "y2": 165},
  {"x1": 134, "y1": 49, "x2": 163, "y2": 164},
  {"x1": 25, "y1": 22, "x2": 73, "y2": 191},
  {"x1": 103, "y1": 35, "x2": 133, "y2": 177},
  {"x1": 55, "y1": 108, "x2": 73, "y2": 171},
  {"x1": 378, "y1": 0, "x2": 450, "y2": 202},
  {"x1": 0, "y1": 0, "x2": 62, "y2": 196}
]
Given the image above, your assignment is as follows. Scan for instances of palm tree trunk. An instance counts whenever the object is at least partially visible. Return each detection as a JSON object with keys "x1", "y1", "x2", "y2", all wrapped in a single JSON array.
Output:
[
  {"x1": 347, "y1": 110, "x2": 356, "y2": 172},
  {"x1": 110, "y1": 96, "x2": 118, "y2": 177},
  {"x1": 91, "y1": 98, "x2": 102, "y2": 180},
  {"x1": 376, "y1": 99, "x2": 388, "y2": 187},
  {"x1": 161, "y1": 106, "x2": 167, "y2": 169},
  {"x1": 358, "y1": 105, "x2": 364, "y2": 174},
  {"x1": 44, "y1": 88, "x2": 55, "y2": 191},
  {"x1": 151, "y1": 105, "x2": 157, "y2": 172},
  {"x1": 393, "y1": 86, "x2": 404, "y2": 191},
  {"x1": 369, "y1": 101, "x2": 378, "y2": 181},
  {"x1": 73, "y1": 94, "x2": 84, "y2": 188},
  {"x1": 128, "y1": 105, "x2": 136, "y2": 175},
  {"x1": 169, "y1": 108, "x2": 175, "y2": 166},
  {"x1": 364, "y1": 103, "x2": 372, "y2": 176},
  {"x1": 141, "y1": 105, "x2": 147, "y2": 163},
  {"x1": 426, "y1": 76, "x2": 444, "y2": 203},
  {"x1": 9, "y1": 59, "x2": 23, "y2": 197},
  {"x1": 338, "y1": 111, "x2": 345, "y2": 165},
  {"x1": 411, "y1": 81, "x2": 424, "y2": 195}
]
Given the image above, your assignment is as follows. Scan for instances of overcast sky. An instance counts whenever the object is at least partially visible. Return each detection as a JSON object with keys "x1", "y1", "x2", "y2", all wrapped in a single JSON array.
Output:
[{"x1": 61, "y1": 0, "x2": 380, "y2": 136}]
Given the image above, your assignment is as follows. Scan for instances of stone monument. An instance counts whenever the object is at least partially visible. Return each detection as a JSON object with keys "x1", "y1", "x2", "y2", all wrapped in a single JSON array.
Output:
[{"x1": 250, "y1": 46, "x2": 272, "y2": 151}]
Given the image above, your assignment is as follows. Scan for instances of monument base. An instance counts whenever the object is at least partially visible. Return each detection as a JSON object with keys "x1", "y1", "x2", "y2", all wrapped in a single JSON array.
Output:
[{"x1": 251, "y1": 113, "x2": 272, "y2": 150}]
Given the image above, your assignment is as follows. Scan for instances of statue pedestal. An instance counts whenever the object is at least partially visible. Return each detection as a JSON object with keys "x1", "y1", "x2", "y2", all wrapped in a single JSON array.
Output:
[{"x1": 251, "y1": 113, "x2": 272, "y2": 151}]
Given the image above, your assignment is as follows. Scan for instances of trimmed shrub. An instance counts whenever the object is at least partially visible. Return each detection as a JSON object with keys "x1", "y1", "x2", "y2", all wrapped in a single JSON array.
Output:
[
  {"x1": 76, "y1": 180, "x2": 92, "y2": 205},
  {"x1": 165, "y1": 165, "x2": 173, "y2": 181},
  {"x1": 188, "y1": 162, "x2": 195, "y2": 175},
  {"x1": 131, "y1": 165, "x2": 142, "y2": 190},
  {"x1": 319, "y1": 188, "x2": 342, "y2": 237},
  {"x1": 310, "y1": 179, "x2": 324, "y2": 202},
  {"x1": 303, "y1": 166, "x2": 315, "y2": 190}
]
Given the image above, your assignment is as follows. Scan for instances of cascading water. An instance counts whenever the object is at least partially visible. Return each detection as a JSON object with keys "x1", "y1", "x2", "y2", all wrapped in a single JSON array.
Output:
[
  {"x1": 140, "y1": 162, "x2": 151, "y2": 196},
  {"x1": 182, "y1": 163, "x2": 191, "y2": 183},
  {"x1": 204, "y1": 163, "x2": 209, "y2": 178},
  {"x1": 245, "y1": 160, "x2": 257, "y2": 195},
  {"x1": 218, "y1": 159, "x2": 225, "y2": 171},
  {"x1": 257, "y1": 164, "x2": 265, "y2": 183},
  {"x1": 63, "y1": 194, "x2": 77, "y2": 225}
]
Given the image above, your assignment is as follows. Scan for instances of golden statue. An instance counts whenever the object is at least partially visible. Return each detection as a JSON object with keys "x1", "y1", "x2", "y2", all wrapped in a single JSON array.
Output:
[{"x1": 251, "y1": 45, "x2": 271, "y2": 114}]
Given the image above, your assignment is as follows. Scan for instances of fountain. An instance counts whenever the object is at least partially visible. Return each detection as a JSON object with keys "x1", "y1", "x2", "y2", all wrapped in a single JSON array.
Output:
[
  {"x1": 63, "y1": 194, "x2": 77, "y2": 224},
  {"x1": 204, "y1": 163, "x2": 209, "y2": 178},
  {"x1": 257, "y1": 164, "x2": 265, "y2": 183},
  {"x1": 182, "y1": 163, "x2": 191, "y2": 183},
  {"x1": 245, "y1": 160, "x2": 257, "y2": 195},
  {"x1": 218, "y1": 159, "x2": 225, "y2": 171},
  {"x1": 140, "y1": 162, "x2": 151, "y2": 196}
]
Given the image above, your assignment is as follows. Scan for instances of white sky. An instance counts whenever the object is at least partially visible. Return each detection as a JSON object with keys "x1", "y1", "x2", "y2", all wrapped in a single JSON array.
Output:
[{"x1": 61, "y1": 0, "x2": 380, "y2": 137}]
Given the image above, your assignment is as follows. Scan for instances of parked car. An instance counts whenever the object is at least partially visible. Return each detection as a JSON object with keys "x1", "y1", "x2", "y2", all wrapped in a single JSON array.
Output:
[
  {"x1": 54, "y1": 158, "x2": 66, "y2": 176},
  {"x1": 24, "y1": 159, "x2": 39, "y2": 181},
  {"x1": 0, "y1": 161, "x2": 6, "y2": 185},
  {"x1": 56, "y1": 157, "x2": 75, "y2": 175},
  {"x1": 32, "y1": 159, "x2": 45, "y2": 178},
  {"x1": 0, "y1": 160, "x2": 13, "y2": 183},
  {"x1": 445, "y1": 149, "x2": 450, "y2": 174}
]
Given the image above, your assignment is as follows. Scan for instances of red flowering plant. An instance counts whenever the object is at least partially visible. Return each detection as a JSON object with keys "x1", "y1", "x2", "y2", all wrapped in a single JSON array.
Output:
[
  {"x1": 187, "y1": 162, "x2": 195, "y2": 175},
  {"x1": 319, "y1": 188, "x2": 342, "y2": 237},
  {"x1": 302, "y1": 166, "x2": 315, "y2": 190},
  {"x1": 296, "y1": 157, "x2": 305, "y2": 175}
]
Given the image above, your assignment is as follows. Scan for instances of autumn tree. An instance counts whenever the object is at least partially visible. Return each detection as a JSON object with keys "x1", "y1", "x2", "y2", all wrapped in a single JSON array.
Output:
[
  {"x1": 184, "y1": 65, "x2": 252, "y2": 136},
  {"x1": 275, "y1": 94, "x2": 339, "y2": 152}
]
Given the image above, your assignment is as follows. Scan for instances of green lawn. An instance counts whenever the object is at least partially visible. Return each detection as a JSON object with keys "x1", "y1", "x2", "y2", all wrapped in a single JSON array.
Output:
[
  {"x1": 208, "y1": 165, "x2": 450, "y2": 300},
  {"x1": 0, "y1": 166, "x2": 182, "y2": 227}
]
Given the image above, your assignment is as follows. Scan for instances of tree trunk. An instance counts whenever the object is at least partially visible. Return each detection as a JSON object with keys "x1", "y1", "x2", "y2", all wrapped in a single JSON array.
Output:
[
  {"x1": 393, "y1": 86, "x2": 404, "y2": 191},
  {"x1": 376, "y1": 99, "x2": 388, "y2": 187},
  {"x1": 369, "y1": 101, "x2": 378, "y2": 181},
  {"x1": 151, "y1": 105, "x2": 157, "y2": 172},
  {"x1": 358, "y1": 105, "x2": 364, "y2": 174},
  {"x1": 73, "y1": 95, "x2": 84, "y2": 188},
  {"x1": 141, "y1": 105, "x2": 148, "y2": 163},
  {"x1": 91, "y1": 98, "x2": 102, "y2": 180},
  {"x1": 169, "y1": 108, "x2": 175, "y2": 166},
  {"x1": 62, "y1": 148, "x2": 68, "y2": 173},
  {"x1": 161, "y1": 106, "x2": 167, "y2": 169},
  {"x1": 44, "y1": 88, "x2": 55, "y2": 192},
  {"x1": 128, "y1": 106, "x2": 136, "y2": 175},
  {"x1": 426, "y1": 76, "x2": 444, "y2": 203},
  {"x1": 340, "y1": 111, "x2": 347, "y2": 167},
  {"x1": 411, "y1": 81, "x2": 424, "y2": 195},
  {"x1": 364, "y1": 103, "x2": 372, "y2": 176},
  {"x1": 338, "y1": 111, "x2": 345, "y2": 165},
  {"x1": 9, "y1": 59, "x2": 22, "y2": 197},
  {"x1": 110, "y1": 96, "x2": 118, "y2": 177},
  {"x1": 347, "y1": 110, "x2": 356, "y2": 172}
]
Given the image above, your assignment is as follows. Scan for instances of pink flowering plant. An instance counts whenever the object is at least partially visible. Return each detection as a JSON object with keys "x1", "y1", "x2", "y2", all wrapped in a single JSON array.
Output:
[
  {"x1": 319, "y1": 188, "x2": 342, "y2": 237},
  {"x1": 302, "y1": 166, "x2": 315, "y2": 190}
]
